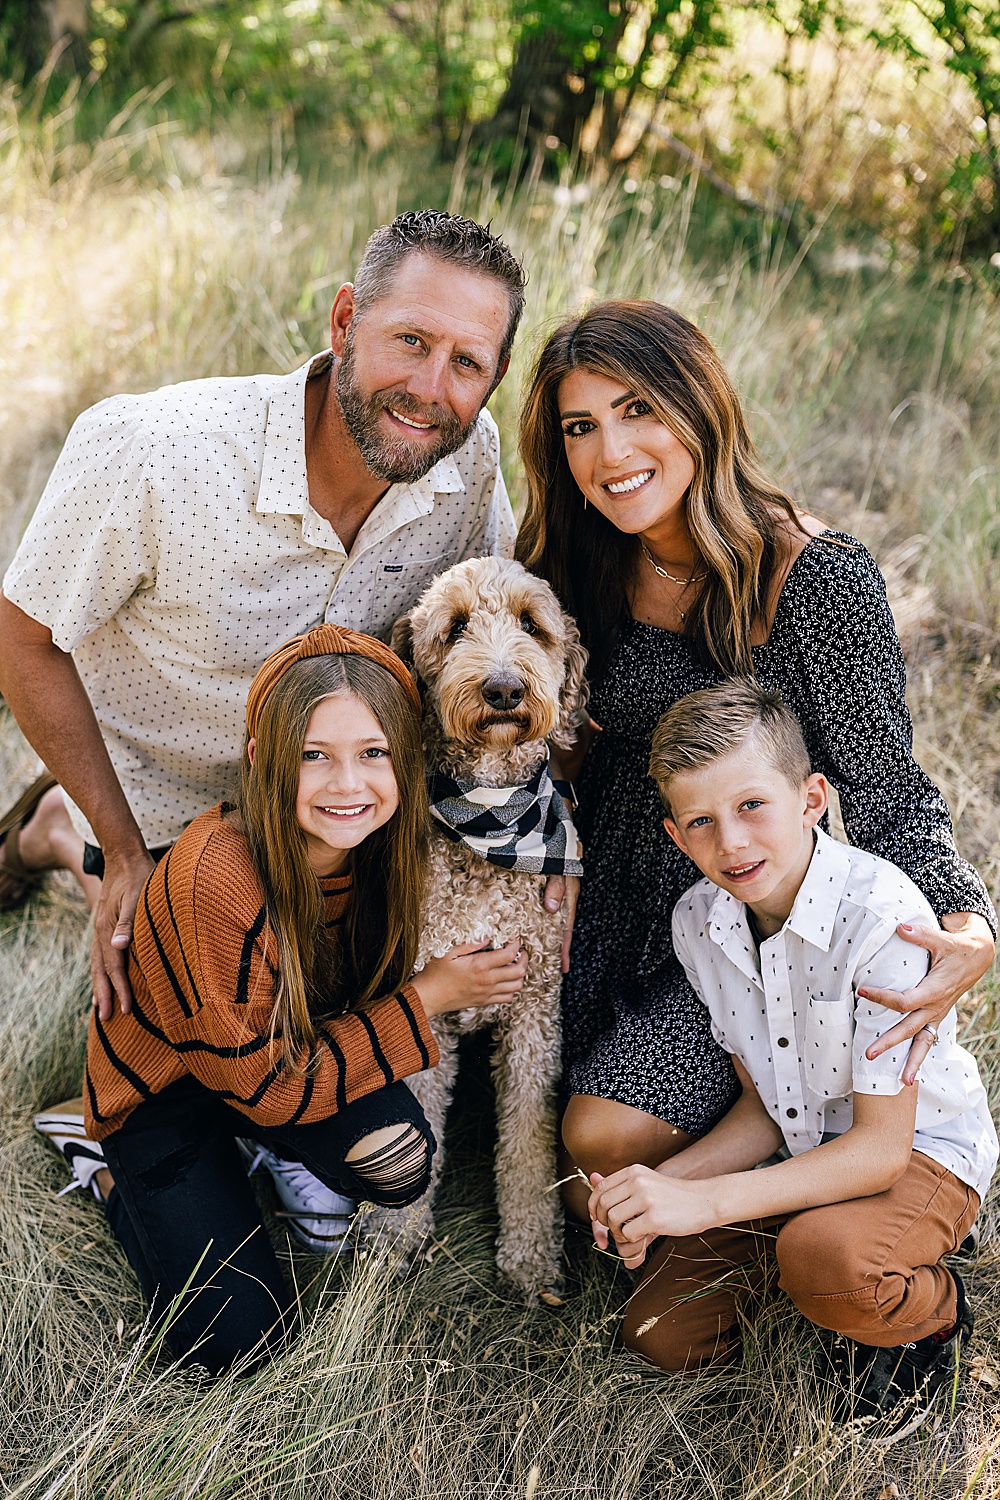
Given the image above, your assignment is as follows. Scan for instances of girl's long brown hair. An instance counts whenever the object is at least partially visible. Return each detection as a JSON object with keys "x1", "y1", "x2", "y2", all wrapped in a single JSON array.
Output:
[
  {"x1": 515, "y1": 301, "x2": 807, "y2": 678},
  {"x1": 237, "y1": 654, "x2": 427, "y2": 1069}
]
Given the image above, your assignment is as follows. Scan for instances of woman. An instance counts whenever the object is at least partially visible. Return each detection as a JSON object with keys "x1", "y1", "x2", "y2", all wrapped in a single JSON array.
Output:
[
  {"x1": 74, "y1": 625, "x2": 526, "y2": 1374},
  {"x1": 514, "y1": 302, "x2": 995, "y2": 1218}
]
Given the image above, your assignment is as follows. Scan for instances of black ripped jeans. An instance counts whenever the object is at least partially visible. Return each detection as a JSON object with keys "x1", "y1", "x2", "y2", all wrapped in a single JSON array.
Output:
[{"x1": 101, "y1": 1074, "x2": 434, "y2": 1376}]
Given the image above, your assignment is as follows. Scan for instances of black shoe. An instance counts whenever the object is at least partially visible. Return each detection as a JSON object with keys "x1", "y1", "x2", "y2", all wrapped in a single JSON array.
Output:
[{"x1": 820, "y1": 1270, "x2": 973, "y2": 1443}]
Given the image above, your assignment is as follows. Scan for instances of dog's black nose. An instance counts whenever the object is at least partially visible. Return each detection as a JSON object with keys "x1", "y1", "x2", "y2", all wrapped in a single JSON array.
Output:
[{"x1": 482, "y1": 674, "x2": 525, "y2": 710}]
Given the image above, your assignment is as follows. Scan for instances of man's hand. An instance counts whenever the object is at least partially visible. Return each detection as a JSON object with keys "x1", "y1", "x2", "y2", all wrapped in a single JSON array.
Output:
[
  {"x1": 588, "y1": 1164, "x2": 717, "y2": 1266},
  {"x1": 859, "y1": 912, "x2": 994, "y2": 1084},
  {"x1": 92, "y1": 848, "x2": 155, "y2": 1019},
  {"x1": 542, "y1": 873, "x2": 580, "y2": 973}
]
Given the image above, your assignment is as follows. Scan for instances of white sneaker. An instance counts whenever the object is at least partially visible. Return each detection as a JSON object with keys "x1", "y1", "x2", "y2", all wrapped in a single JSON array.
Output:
[
  {"x1": 236, "y1": 1139, "x2": 356, "y2": 1254},
  {"x1": 34, "y1": 1098, "x2": 108, "y2": 1200}
]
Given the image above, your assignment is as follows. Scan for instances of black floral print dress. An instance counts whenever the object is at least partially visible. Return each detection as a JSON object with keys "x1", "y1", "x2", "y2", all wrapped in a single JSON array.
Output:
[{"x1": 563, "y1": 531, "x2": 996, "y2": 1131}]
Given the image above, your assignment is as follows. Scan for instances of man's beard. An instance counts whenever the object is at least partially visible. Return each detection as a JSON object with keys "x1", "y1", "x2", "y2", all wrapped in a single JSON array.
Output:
[{"x1": 336, "y1": 333, "x2": 476, "y2": 484}]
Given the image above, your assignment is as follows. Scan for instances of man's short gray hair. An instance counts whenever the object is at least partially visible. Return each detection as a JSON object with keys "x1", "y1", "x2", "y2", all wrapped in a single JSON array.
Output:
[
  {"x1": 650, "y1": 679, "x2": 812, "y2": 814},
  {"x1": 352, "y1": 211, "x2": 526, "y2": 376}
]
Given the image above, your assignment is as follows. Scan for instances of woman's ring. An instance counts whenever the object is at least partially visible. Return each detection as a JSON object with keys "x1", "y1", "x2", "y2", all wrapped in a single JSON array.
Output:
[{"x1": 921, "y1": 1023, "x2": 939, "y2": 1045}]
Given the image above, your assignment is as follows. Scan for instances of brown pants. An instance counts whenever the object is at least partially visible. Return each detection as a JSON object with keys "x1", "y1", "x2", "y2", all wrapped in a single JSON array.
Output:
[{"x1": 623, "y1": 1151, "x2": 979, "y2": 1372}]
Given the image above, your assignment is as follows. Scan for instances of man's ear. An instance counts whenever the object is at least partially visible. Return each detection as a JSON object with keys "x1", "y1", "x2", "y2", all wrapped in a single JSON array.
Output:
[
  {"x1": 662, "y1": 814, "x2": 688, "y2": 857},
  {"x1": 803, "y1": 772, "x2": 829, "y2": 828},
  {"x1": 329, "y1": 284, "x2": 356, "y2": 355}
]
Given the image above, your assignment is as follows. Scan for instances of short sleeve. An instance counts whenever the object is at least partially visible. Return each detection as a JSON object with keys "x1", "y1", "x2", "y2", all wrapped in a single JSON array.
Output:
[
  {"x1": 851, "y1": 927, "x2": 931, "y2": 1096},
  {"x1": 465, "y1": 410, "x2": 516, "y2": 559},
  {"x1": 775, "y1": 538, "x2": 995, "y2": 931},
  {"x1": 3, "y1": 397, "x2": 158, "y2": 650}
]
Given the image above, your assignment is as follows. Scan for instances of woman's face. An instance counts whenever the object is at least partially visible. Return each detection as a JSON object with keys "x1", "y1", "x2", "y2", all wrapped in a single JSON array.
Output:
[
  {"x1": 557, "y1": 368, "x2": 696, "y2": 539},
  {"x1": 294, "y1": 691, "x2": 400, "y2": 875}
]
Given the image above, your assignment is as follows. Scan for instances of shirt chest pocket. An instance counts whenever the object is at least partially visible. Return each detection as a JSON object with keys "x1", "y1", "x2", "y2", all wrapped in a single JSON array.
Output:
[
  {"x1": 368, "y1": 551, "x2": 459, "y2": 634},
  {"x1": 803, "y1": 994, "x2": 855, "y2": 1098}
]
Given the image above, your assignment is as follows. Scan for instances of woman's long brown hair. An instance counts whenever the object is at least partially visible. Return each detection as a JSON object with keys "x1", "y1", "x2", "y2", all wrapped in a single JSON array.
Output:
[
  {"x1": 236, "y1": 654, "x2": 428, "y2": 1070},
  {"x1": 515, "y1": 301, "x2": 808, "y2": 678}
]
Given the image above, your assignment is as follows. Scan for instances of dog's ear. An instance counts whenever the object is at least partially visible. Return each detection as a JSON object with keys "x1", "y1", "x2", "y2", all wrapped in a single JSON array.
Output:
[
  {"x1": 390, "y1": 613, "x2": 415, "y2": 669},
  {"x1": 551, "y1": 619, "x2": 589, "y2": 750}
]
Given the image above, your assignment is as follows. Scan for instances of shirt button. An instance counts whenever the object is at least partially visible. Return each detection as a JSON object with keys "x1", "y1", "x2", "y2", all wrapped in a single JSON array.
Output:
[
  {"x1": 777, "y1": 1037, "x2": 790, "y2": 1048},
  {"x1": 786, "y1": 1108, "x2": 798, "y2": 1119}
]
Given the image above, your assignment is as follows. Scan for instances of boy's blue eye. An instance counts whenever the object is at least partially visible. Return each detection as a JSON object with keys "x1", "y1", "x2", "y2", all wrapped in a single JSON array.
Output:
[
  {"x1": 688, "y1": 815, "x2": 711, "y2": 828},
  {"x1": 742, "y1": 799, "x2": 764, "y2": 811}
]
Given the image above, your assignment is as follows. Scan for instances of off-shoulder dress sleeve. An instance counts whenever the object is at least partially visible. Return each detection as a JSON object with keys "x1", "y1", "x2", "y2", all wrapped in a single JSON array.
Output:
[{"x1": 772, "y1": 534, "x2": 996, "y2": 932}]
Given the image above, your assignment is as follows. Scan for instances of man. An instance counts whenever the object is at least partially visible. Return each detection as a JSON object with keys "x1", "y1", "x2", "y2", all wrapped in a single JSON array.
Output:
[{"x1": 0, "y1": 211, "x2": 573, "y2": 1033}]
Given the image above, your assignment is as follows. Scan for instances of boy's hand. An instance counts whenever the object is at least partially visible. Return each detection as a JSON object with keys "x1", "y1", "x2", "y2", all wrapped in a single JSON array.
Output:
[{"x1": 588, "y1": 1165, "x2": 717, "y2": 1259}]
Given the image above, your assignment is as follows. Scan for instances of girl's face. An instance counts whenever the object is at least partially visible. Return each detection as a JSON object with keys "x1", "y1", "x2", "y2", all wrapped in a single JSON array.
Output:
[
  {"x1": 294, "y1": 691, "x2": 400, "y2": 875},
  {"x1": 557, "y1": 368, "x2": 695, "y2": 540}
]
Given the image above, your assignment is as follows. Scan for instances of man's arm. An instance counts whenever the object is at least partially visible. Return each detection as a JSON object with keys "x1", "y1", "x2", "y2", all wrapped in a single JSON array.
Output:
[
  {"x1": 0, "y1": 595, "x2": 152, "y2": 1015},
  {"x1": 590, "y1": 1081, "x2": 917, "y2": 1266}
]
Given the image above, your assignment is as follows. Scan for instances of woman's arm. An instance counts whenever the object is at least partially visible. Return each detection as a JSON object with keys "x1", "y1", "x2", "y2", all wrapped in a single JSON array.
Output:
[{"x1": 780, "y1": 541, "x2": 994, "y2": 1067}]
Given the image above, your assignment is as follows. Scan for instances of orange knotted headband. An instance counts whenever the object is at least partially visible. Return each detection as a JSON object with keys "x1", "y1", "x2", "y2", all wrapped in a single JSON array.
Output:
[{"x1": 245, "y1": 623, "x2": 421, "y2": 738}]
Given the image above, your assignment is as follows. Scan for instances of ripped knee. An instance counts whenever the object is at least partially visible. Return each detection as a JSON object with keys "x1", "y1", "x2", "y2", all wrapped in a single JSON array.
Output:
[{"x1": 345, "y1": 1123, "x2": 433, "y2": 1206}]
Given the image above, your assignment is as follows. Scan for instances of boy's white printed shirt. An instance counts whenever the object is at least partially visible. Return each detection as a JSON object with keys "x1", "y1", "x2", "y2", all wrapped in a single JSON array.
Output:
[
  {"x1": 3, "y1": 354, "x2": 515, "y2": 848},
  {"x1": 672, "y1": 828, "x2": 998, "y2": 1199}
]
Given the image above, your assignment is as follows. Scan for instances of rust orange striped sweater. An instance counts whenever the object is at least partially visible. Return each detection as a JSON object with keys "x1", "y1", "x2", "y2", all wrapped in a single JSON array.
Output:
[{"x1": 84, "y1": 805, "x2": 438, "y2": 1141}]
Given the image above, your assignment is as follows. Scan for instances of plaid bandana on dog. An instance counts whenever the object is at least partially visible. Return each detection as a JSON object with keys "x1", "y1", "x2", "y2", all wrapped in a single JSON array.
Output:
[{"x1": 428, "y1": 759, "x2": 583, "y2": 877}]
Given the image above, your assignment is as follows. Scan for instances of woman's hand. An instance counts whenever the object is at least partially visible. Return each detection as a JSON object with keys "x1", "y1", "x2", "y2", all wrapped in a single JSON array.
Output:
[
  {"x1": 410, "y1": 940, "x2": 528, "y2": 1018},
  {"x1": 587, "y1": 1165, "x2": 717, "y2": 1267},
  {"x1": 542, "y1": 874, "x2": 580, "y2": 973},
  {"x1": 859, "y1": 912, "x2": 995, "y2": 1085}
]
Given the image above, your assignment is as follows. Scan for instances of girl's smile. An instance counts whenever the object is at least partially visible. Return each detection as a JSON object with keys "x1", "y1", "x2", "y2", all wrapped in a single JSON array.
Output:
[{"x1": 272, "y1": 691, "x2": 399, "y2": 875}]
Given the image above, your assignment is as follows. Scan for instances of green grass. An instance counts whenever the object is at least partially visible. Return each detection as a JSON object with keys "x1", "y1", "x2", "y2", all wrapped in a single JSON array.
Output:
[{"x1": 2, "y1": 94, "x2": 1000, "y2": 1498}]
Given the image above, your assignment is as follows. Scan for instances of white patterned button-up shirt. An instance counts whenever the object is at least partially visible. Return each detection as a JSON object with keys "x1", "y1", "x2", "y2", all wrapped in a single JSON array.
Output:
[
  {"x1": 672, "y1": 829, "x2": 997, "y2": 1199},
  {"x1": 3, "y1": 354, "x2": 515, "y2": 847}
]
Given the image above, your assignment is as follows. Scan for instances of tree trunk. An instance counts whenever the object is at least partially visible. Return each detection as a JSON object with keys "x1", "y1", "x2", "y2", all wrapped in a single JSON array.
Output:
[{"x1": 475, "y1": 26, "x2": 596, "y2": 149}]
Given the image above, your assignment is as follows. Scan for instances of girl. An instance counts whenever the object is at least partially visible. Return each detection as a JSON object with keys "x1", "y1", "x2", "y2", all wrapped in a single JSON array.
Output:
[
  {"x1": 514, "y1": 301, "x2": 994, "y2": 1221},
  {"x1": 67, "y1": 624, "x2": 526, "y2": 1374}
]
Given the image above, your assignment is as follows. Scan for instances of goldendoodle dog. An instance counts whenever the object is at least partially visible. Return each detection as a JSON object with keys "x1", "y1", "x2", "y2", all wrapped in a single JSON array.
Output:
[{"x1": 386, "y1": 555, "x2": 588, "y2": 1300}]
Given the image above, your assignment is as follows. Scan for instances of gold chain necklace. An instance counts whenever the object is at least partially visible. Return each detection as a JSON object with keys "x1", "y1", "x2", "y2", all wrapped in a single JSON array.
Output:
[{"x1": 640, "y1": 541, "x2": 707, "y2": 587}]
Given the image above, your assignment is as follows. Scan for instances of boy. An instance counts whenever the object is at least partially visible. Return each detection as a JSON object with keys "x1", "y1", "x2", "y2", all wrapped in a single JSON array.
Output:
[{"x1": 589, "y1": 679, "x2": 997, "y2": 1433}]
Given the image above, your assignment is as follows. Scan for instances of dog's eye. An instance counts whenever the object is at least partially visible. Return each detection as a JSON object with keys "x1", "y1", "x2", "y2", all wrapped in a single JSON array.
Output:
[
  {"x1": 520, "y1": 613, "x2": 538, "y2": 635},
  {"x1": 448, "y1": 617, "x2": 468, "y2": 641}
]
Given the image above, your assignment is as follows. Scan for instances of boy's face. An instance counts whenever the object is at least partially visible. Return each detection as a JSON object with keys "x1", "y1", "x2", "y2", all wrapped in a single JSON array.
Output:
[{"x1": 662, "y1": 742, "x2": 829, "y2": 928}]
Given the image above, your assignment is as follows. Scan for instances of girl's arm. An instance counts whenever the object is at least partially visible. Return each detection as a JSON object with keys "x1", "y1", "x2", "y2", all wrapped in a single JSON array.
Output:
[{"x1": 590, "y1": 1086, "x2": 917, "y2": 1267}]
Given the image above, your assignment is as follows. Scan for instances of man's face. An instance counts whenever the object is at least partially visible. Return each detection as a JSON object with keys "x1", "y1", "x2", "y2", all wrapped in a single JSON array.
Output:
[{"x1": 333, "y1": 252, "x2": 511, "y2": 485}]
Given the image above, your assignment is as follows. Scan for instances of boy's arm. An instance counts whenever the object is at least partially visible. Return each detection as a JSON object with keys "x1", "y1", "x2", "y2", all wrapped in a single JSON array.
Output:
[
  {"x1": 590, "y1": 1086, "x2": 917, "y2": 1265},
  {"x1": 656, "y1": 1058, "x2": 783, "y2": 1181}
]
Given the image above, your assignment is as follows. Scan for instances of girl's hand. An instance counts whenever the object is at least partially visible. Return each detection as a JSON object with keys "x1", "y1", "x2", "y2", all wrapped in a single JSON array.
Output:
[
  {"x1": 410, "y1": 940, "x2": 527, "y2": 1018},
  {"x1": 588, "y1": 1165, "x2": 716, "y2": 1260},
  {"x1": 860, "y1": 913, "x2": 994, "y2": 1084}
]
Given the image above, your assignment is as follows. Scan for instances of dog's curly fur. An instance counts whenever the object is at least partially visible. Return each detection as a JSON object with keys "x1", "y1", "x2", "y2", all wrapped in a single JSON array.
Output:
[{"x1": 383, "y1": 555, "x2": 588, "y2": 1299}]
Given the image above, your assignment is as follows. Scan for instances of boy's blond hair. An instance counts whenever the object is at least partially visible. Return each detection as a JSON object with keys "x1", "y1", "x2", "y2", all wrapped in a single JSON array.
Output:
[{"x1": 650, "y1": 679, "x2": 811, "y2": 814}]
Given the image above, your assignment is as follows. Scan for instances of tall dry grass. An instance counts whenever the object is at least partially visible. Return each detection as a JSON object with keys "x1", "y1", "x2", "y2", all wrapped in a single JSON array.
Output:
[{"x1": 2, "y1": 90, "x2": 1000, "y2": 1498}]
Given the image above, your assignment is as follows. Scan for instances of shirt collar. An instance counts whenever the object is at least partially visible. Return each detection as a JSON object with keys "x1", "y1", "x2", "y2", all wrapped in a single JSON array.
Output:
[
  {"x1": 783, "y1": 827, "x2": 852, "y2": 952},
  {"x1": 254, "y1": 353, "x2": 467, "y2": 553},
  {"x1": 705, "y1": 887, "x2": 763, "y2": 988}
]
